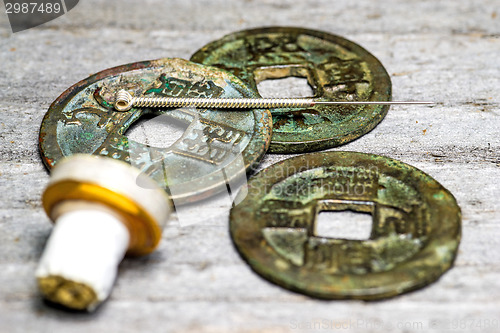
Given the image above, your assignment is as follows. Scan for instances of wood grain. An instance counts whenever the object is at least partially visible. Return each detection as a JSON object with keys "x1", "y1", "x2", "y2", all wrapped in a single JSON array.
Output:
[{"x1": 0, "y1": 1, "x2": 499, "y2": 332}]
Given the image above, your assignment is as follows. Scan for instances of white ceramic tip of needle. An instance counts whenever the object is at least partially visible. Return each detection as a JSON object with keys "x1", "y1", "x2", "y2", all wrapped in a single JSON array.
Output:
[
  {"x1": 36, "y1": 155, "x2": 172, "y2": 311},
  {"x1": 36, "y1": 208, "x2": 130, "y2": 311}
]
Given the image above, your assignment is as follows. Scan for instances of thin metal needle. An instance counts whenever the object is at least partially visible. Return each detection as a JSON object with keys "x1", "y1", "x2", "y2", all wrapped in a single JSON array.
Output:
[
  {"x1": 314, "y1": 101, "x2": 433, "y2": 105},
  {"x1": 114, "y1": 90, "x2": 433, "y2": 112}
]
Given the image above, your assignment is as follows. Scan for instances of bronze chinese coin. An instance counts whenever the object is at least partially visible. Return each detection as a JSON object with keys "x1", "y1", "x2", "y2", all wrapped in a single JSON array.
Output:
[
  {"x1": 230, "y1": 152, "x2": 461, "y2": 299},
  {"x1": 191, "y1": 27, "x2": 392, "y2": 153},
  {"x1": 39, "y1": 58, "x2": 272, "y2": 203}
]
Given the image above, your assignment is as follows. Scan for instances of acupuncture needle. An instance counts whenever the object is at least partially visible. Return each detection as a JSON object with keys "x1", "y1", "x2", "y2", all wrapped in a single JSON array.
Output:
[{"x1": 114, "y1": 90, "x2": 433, "y2": 112}]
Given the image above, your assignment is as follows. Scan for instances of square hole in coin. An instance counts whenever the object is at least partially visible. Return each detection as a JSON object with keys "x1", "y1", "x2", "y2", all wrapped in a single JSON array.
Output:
[
  {"x1": 257, "y1": 77, "x2": 314, "y2": 98},
  {"x1": 315, "y1": 210, "x2": 372, "y2": 240},
  {"x1": 125, "y1": 113, "x2": 187, "y2": 148}
]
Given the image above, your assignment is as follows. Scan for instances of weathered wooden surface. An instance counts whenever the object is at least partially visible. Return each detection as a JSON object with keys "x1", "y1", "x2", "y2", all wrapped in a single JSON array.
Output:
[{"x1": 0, "y1": 1, "x2": 499, "y2": 332}]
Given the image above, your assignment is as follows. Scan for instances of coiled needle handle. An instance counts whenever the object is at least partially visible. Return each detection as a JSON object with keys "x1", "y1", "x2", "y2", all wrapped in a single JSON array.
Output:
[{"x1": 114, "y1": 90, "x2": 433, "y2": 112}]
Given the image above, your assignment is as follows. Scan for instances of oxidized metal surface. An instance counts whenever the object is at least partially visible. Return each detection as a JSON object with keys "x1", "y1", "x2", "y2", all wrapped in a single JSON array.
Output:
[
  {"x1": 39, "y1": 58, "x2": 272, "y2": 203},
  {"x1": 191, "y1": 27, "x2": 392, "y2": 153},
  {"x1": 230, "y1": 152, "x2": 461, "y2": 299}
]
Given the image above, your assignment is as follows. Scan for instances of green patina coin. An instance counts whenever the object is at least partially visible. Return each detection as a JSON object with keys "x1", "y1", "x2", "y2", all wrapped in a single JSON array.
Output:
[
  {"x1": 39, "y1": 58, "x2": 272, "y2": 203},
  {"x1": 191, "y1": 27, "x2": 392, "y2": 153},
  {"x1": 230, "y1": 152, "x2": 461, "y2": 299}
]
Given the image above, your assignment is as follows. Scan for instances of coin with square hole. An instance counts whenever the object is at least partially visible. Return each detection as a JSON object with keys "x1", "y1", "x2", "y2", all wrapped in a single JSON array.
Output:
[
  {"x1": 39, "y1": 58, "x2": 272, "y2": 203},
  {"x1": 229, "y1": 151, "x2": 461, "y2": 299},
  {"x1": 191, "y1": 27, "x2": 392, "y2": 153}
]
